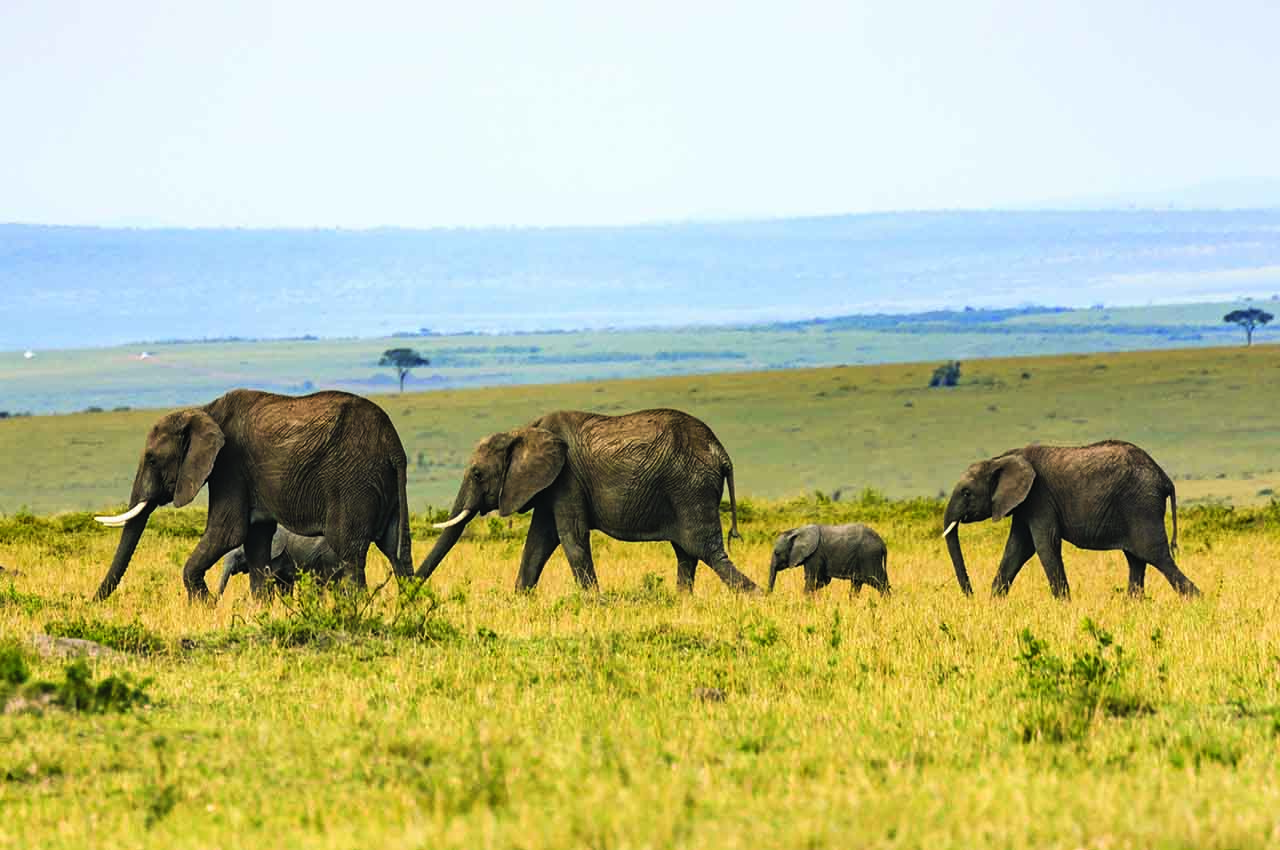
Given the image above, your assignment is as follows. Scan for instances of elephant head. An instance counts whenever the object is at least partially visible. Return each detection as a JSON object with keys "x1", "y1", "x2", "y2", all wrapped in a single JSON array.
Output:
[
  {"x1": 768, "y1": 526, "x2": 820, "y2": 592},
  {"x1": 416, "y1": 427, "x2": 567, "y2": 579},
  {"x1": 941, "y1": 452, "x2": 1035, "y2": 595},
  {"x1": 93, "y1": 409, "x2": 225, "y2": 600}
]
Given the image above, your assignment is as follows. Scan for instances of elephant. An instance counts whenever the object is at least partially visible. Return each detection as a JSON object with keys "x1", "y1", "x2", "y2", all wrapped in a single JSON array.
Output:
[
  {"x1": 217, "y1": 527, "x2": 343, "y2": 598},
  {"x1": 768, "y1": 523, "x2": 890, "y2": 596},
  {"x1": 92, "y1": 389, "x2": 413, "y2": 602},
  {"x1": 416, "y1": 408, "x2": 759, "y2": 593},
  {"x1": 941, "y1": 440, "x2": 1200, "y2": 599}
]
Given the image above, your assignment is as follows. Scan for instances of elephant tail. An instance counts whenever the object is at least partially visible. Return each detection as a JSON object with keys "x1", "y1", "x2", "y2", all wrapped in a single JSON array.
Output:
[
  {"x1": 396, "y1": 458, "x2": 412, "y2": 576},
  {"x1": 720, "y1": 450, "x2": 742, "y2": 551},
  {"x1": 1167, "y1": 479, "x2": 1179, "y2": 556}
]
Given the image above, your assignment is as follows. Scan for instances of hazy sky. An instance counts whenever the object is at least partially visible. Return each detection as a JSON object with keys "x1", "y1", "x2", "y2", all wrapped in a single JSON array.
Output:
[{"x1": 2, "y1": 1, "x2": 1277, "y2": 228}]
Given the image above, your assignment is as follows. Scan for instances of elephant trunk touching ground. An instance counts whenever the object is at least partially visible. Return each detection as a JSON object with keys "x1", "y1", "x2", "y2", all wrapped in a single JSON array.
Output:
[
  {"x1": 96, "y1": 504, "x2": 158, "y2": 601},
  {"x1": 941, "y1": 493, "x2": 973, "y2": 596},
  {"x1": 94, "y1": 458, "x2": 169, "y2": 600}
]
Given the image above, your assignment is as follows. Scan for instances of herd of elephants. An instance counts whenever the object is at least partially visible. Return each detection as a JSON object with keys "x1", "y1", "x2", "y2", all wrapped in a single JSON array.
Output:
[{"x1": 90, "y1": 388, "x2": 1202, "y2": 604}]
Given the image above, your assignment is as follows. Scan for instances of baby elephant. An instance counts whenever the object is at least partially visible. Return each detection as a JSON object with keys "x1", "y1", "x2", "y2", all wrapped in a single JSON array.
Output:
[
  {"x1": 217, "y1": 527, "x2": 343, "y2": 599},
  {"x1": 768, "y1": 524, "x2": 890, "y2": 596}
]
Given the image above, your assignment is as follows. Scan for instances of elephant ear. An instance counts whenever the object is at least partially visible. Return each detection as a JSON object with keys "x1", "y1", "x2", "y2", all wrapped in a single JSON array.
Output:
[
  {"x1": 270, "y1": 528, "x2": 289, "y2": 562},
  {"x1": 787, "y1": 526, "x2": 821, "y2": 568},
  {"x1": 174, "y1": 410, "x2": 225, "y2": 507},
  {"x1": 991, "y1": 454, "x2": 1035, "y2": 521},
  {"x1": 498, "y1": 427, "x2": 566, "y2": 516}
]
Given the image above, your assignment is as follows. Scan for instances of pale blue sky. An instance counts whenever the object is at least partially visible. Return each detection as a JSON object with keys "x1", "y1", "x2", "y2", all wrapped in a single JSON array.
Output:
[{"x1": 2, "y1": 0, "x2": 1277, "y2": 227}]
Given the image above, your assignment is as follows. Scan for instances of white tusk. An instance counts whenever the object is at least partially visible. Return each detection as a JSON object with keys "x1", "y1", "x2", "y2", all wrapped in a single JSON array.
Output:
[
  {"x1": 941, "y1": 520, "x2": 959, "y2": 538},
  {"x1": 432, "y1": 509, "x2": 472, "y2": 529},
  {"x1": 95, "y1": 501, "x2": 148, "y2": 527}
]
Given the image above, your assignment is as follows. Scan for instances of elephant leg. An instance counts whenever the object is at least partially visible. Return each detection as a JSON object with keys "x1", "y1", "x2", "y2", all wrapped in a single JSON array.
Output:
[
  {"x1": 992, "y1": 520, "x2": 1036, "y2": 597},
  {"x1": 697, "y1": 544, "x2": 760, "y2": 593},
  {"x1": 1130, "y1": 530, "x2": 1201, "y2": 598},
  {"x1": 672, "y1": 543, "x2": 698, "y2": 592},
  {"x1": 516, "y1": 507, "x2": 561, "y2": 591},
  {"x1": 1123, "y1": 551, "x2": 1147, "y2": 598},
  {"x1": 243, "y1": 521, "x2": 278, "y2": 602},
  {"x1": 1029, "y1": 525, "x2": 1070, "y2": 600},
  {"x1": 183, "y1": 511, "x2": 248, "y2": 603},
  {"x1": 802, "y1": 562, "x2": 819, "y2": 594},
  {"x1": 850, "y1": 580, "x2": 862, "y2": 598},
  {"x1": 374, "y1": 517, "x2": 412, "y2": 579},
  {"x1": 328, "y1": 536, "x2": 370, "y2": 590},
  {"x1": 554, "y1": 512, "x2": 598, "y2": 591},
  {"x1": 1142, "y1": 547, "x2": 1201, "y2": 598}
]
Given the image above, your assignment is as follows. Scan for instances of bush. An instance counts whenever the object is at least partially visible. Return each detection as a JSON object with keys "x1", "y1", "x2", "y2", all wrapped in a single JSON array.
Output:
[
  {"x1": 929, "y1": 361, "x2": 961, "y2": 387},
  {"x1": 0, "y1": 640, "x2": 30, "y2": 685},
  {"x1": 1015, "y1": 619, "x2": 1152, "y2": 743},
  {"x1": 0, "y1": 653, "x2": 151, "y2": 714},
  {"x1": 257, "y1": 576, "x2": 460, "y2": 647},
  {"x1": 44, "y1": 616, "x2": 168, "y2": 655}
]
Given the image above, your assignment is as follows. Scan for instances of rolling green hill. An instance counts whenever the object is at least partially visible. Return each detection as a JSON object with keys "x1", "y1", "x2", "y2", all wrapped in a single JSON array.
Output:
[{"x1": 3, "y1": 343, "x2": 1277, "y2": 515}]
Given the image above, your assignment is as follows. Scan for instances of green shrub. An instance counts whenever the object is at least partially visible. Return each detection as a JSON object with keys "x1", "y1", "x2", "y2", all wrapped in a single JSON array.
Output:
[
  {"x1": 44, "y1": 616, "x2": 167, "y2": 655},
  {"x1": 0, "y1": 585, "x2": 48, "y2": 615},
  {"x1": 257, "y1": 576, "x2": 460, "y2": 648},
  {"x1": 1015, "y1": 619, "x2": 1152, "y2": 743},
  {"x1": 1, "y1": 658, "x2": 151, "y2": 714},
  {"x1": 0, "y1": 640, "x2": 30, "y2": 685}
]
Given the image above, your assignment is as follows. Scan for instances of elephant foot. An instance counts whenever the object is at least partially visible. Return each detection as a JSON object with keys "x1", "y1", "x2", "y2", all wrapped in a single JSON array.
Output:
[{"x1": 186, "y1": 584, "x2": 214, "y2": 606}]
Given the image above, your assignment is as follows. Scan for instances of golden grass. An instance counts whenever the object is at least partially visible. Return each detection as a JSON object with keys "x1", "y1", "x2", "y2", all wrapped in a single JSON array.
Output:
[{"x1": 1, "y1": 498, "x2": 1278, "y2": 849}]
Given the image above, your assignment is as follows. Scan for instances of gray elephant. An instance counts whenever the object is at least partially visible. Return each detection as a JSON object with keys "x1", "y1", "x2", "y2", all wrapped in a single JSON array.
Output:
[
  {"x1": 942, "y1": 440, "x2": 1200, "y2": 599},
  {"x1": 417, "y1": 408, "x2": 758, "y2": 593},
  {"x1": 217, "y1": 527, "x2": 343, "y2": 598},
  {"x1": 93, "y1": 389, "x2": 412, "y2": 602},
  {"x1": 768, "y1": 523, "x2": 889, "y2": 596}
]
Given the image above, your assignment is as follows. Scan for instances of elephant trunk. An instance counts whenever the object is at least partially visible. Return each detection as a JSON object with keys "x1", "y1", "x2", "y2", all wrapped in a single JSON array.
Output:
[
  {"x1": 416, "y1": 487, "x2": 478, "y2": 580},
  {"x1": 216, "y1": 552, "x2": 244, "y2": 597},
  {"x1": 768, "y1": 556, "x2": 782, "y2": 593},
  {"x1": 93, "y1": 504, "x2": 157, "y2": 600},
  {"x1": 942, "y1": 495, "x2": 973, "y2": 596}
]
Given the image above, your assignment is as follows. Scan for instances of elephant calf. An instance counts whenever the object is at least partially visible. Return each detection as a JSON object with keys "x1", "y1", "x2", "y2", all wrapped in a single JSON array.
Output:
[
  {"x1": 942, "y1": 440, "x2": 1200, "y2": 599},
  {"x1": 769, "y1": 523, "x2": 890, "y2": 596},
  {"x1": 217, "y1": 528, "x2": 343, "y2": 598}
]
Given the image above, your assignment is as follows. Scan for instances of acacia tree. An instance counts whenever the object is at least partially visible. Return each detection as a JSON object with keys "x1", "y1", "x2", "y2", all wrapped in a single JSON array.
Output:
[
  {"x1": 379, "y1": 348, "x2": 430, "y2": 393},
  {"x1": 1223, "y1": 308, "x2": 1273, "y2": 346}
]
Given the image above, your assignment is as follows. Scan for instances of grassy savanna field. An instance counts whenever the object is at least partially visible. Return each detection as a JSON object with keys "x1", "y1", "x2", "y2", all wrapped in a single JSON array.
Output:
[
  {"x1": 1, "y1": 499, "x2": 1279, "y2": 848},
  {"x1": 1, "y1": 343, "x2": 1279, "y2": 848},
  {"x1": 0, "y1": 300, "x2": 1267, "y2": 416},
  {"x1": 3, "y1": 342, "x2": 1279, "y2": 515}
]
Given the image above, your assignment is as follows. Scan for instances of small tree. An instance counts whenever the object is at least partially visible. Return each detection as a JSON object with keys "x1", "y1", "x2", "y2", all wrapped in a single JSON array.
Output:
[
  {"x1": 379, "y1": 348, "x2": 430, "y2": 393},
  {"x1": 929, "y1": 361, "x2": 961, "y2": 388},
  {"x1": 1223, "y1": 308, "x2": 1273, "y2": 346}
]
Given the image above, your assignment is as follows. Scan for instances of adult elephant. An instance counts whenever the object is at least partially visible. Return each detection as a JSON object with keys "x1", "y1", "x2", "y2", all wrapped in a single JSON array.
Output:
[
  {"x1": 93, "y1": 389, "x2": 412, "y2": 602},
  {"x1": 941, "y1": 440, "x2": 1200, "y2": 599},
  {"x1": 217, "y1": 527, "x2": 343, "y2": 598},
  {"x1": 417, "y1": 408, "x2": 759, "y2": 593}
]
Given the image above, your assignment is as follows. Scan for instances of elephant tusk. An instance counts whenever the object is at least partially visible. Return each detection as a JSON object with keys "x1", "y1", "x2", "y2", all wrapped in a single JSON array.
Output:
[
  {"x1": 95, "y1": 501, "x2": 149, "y2": 527},
  {"x1": 432, "y1": 509, "x2": 472, "y2": 529},
  {"x1": 941, "y1": 520, "x2": 959, "y2": 538}
]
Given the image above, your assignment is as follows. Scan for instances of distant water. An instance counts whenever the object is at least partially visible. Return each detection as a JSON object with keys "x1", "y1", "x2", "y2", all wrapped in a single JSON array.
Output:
[{"x1": 3, "y1": 210, "x2": 1279, "y2": 351}]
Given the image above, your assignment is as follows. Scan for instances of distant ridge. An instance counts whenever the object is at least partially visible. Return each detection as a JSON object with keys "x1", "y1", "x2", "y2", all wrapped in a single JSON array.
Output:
[{"x1": 3, "y1": 209, "x2": 1279, "y2": 351}]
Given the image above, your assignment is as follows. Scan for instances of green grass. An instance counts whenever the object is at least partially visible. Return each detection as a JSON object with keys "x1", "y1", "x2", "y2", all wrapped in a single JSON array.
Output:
[
  {"x1": 1, "y1": 495, "x2": 1278, "y2": 848},
  {"x1": 2, "y1": 299, "x2": 1271, "y2": 416},
  {"x1": 3, "y1": 342, "x2": 1279, "y2": 514},
  {"x1": 3, "y1": 330, "x2": 1279, "y2": 847}
]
